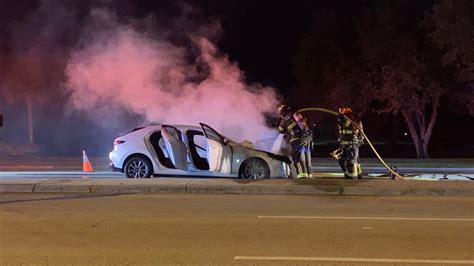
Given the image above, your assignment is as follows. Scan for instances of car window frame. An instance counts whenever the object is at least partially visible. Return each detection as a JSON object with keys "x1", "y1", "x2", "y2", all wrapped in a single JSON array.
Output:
[{"x1": 199, "y1": 123, "x2": 226, "y2": 145}]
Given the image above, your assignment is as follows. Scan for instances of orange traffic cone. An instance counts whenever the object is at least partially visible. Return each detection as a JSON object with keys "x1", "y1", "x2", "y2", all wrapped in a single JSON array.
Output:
[{"x1": 82, "y1": 150, "x2": 94, "y2": 172}]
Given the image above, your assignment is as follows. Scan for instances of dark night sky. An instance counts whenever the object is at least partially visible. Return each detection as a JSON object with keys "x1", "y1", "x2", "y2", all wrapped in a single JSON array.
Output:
[{"x1": 0, "y1": 0, "x2": 437, "y2": 91}]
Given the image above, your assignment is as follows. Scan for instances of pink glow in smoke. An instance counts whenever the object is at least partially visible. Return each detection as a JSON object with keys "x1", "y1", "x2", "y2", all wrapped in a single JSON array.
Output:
[{"x1": 66, "y1": 13, "x2": 279, "y2": 149}]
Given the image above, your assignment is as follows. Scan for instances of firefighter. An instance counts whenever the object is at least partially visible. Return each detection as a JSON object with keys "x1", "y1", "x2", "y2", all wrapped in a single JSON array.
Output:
[
  {"x1": 278, "y1": 104, "x2": 313, "y2": 179},
  {"x1": 336, "y1": 107, "x2": 364, "y2": 179}
]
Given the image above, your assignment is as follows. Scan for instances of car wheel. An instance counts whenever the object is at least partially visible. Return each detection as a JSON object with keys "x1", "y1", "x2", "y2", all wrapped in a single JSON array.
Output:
[
  {"x1": 124, "y1": 156, "x2": 152, "y2": 178},
  {"x1": 239, "y1": 158, "x2": 270, "y2": 179}
]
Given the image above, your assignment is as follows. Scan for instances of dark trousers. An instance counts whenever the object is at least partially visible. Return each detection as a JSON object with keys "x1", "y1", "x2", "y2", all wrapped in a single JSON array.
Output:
[
  {"x1": 338, "y1": 144, "x2": 361, "y2": 179},
  {"x1": 305, "y1": 140, "x2": 313, "y2": 176},
  {"x1": 291, "y1": 138, "x2": 313, "y2": 178}
]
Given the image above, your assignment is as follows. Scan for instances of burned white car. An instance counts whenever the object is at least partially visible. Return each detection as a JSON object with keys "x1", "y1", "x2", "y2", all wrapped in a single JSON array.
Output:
[{"x1": 109, "y1": 123, "x2": 290, "y2": 179}]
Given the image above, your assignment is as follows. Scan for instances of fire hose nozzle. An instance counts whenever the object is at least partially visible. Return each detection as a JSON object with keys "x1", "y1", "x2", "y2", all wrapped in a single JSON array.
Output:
[{"x1": 330, "y1": 149, "x2": 343, "y2": 160}]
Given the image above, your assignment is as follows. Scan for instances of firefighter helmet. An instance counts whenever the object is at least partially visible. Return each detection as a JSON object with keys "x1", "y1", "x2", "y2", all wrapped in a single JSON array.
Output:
[
  {"x1": 338, "y1": 107, "x2": 353, "y2": 114},
  {"x1": 278, "y1": 104, "x2": 292, "y2": 117}
]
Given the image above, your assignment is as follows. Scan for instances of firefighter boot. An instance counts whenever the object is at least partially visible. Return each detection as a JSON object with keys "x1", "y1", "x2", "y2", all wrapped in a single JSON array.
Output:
[
  {"x1": 355, "y1": 163, "x2": 362, "y2": 179},
  {"x1": 295, "y1": 162, "x2": 309, "y2": 179},
  {"x1": 346, "y1": 163, "x2": 358, "y2": 180}
]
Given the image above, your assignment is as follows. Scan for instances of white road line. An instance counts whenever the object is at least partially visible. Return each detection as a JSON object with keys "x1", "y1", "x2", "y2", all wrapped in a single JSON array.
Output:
[
  {"x1": 257, "y1": 216, "x2": 474, "y2": 222},
  {"x1": 234, "y1": 256, "x2": 474, "y2": 264}
]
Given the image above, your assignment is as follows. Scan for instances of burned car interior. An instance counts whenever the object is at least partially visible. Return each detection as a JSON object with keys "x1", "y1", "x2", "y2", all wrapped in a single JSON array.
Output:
[
  {"x1": 186, "y1": 130, "x2": 210, "y2": 170},
  {"x1": 150, "y1": 128, "x2": 211, "y2": 171}
]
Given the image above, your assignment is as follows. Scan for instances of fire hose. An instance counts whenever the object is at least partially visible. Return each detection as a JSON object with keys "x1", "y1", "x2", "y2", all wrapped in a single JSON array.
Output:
[{"x1": 297, "y1": 107, "x2": 406, "y2": 180}]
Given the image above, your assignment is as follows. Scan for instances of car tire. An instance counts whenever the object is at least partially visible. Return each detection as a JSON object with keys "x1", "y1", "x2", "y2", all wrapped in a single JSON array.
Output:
[
  {"x1": 239, "y1": 158, "x2": 270, "y2": 179},
  {"x1": 124, "y1": 156, "x2": 152, "y2": 178}
]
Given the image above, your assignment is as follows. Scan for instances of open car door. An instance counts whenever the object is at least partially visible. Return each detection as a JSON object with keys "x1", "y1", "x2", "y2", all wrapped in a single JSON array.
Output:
[
  {"x1": 161, "y1": 125, "x2": 188, "y2": 170},
  {"x1": 199, "y1": 123, "x2": 232, "y2": 174}
]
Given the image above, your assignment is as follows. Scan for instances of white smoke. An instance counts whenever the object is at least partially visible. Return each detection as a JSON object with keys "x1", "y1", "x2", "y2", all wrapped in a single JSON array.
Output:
[{"x1": 66, "y1": 9, "x2": 280, "y2": 150}]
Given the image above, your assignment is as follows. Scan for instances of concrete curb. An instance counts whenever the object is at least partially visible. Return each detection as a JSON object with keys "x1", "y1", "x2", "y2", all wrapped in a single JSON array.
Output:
[
  {"x1": 0, "y1": 178, "x2": 473, "y2": 197},
  {"x1": 353, "y1": 178, "x2": 470, "y2": 195},
  {"x1": 341, "y1": 184, "x2": 474, "y2": 197},
  {"x1": 0, "y1": 184, "x2": 35, "y2": 193},
  {"x1": 186, "y1": 179, "x2": 341, "y2": 195},
  {"x1": 90, "y1": 178, "x2": 190, "y2": 194}
]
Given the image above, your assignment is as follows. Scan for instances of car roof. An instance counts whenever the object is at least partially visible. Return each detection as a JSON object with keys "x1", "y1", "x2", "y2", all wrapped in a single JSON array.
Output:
[{"x1": 141, "y1": 124, "x2": 203, "y2": 132}]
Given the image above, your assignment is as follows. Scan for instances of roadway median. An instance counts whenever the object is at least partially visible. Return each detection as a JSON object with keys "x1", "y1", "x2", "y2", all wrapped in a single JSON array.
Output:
[{"x1": 1, "y1": 177, "x2": 472, "y2": 197}]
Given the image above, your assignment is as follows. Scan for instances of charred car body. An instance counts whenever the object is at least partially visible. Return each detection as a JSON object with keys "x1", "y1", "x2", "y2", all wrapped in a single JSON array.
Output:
[{"x1": 109, "y1": 123, "x2": 290, "y2": 179}]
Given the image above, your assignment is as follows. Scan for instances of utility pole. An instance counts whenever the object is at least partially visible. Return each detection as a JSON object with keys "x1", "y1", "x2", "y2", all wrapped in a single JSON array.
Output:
[{"x1": 26, "y1": 97, "x2": 34, "y2": 144}]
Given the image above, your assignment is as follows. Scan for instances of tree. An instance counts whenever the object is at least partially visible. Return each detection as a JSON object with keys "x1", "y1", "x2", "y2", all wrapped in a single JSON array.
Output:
[
  {"x1": 300, "y1": 5, "x2": 445, "y2": 158},
  {"x1": 423, "y1": 0, "x2": 474, "y2": 115},
  {"x1": 0, "y1": 0, "x2": 75, "y2": 145},
  {"x1": 319, "y1": 60, "x2": 370, "y2": 116},
  {"x1": 368, "y1": 58, "x2": 443, "y2": 159},
  {"x1": 1, "y1": 50, "x2": 65, "y2": 144},
  {"x1": 356, "y1": 7, "x2": 444, "y2": 158}
]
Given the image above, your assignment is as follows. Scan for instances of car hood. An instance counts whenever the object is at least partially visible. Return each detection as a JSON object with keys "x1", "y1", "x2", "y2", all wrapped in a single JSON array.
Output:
[{"x1": 231, "y1": 140, "x2": 290, "y2": 164}]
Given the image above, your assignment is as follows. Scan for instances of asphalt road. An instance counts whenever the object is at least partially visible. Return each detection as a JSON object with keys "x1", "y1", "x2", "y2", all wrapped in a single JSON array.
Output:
[{"x1": 0, "y1": 193, "x2": 472, "y2": 265}]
